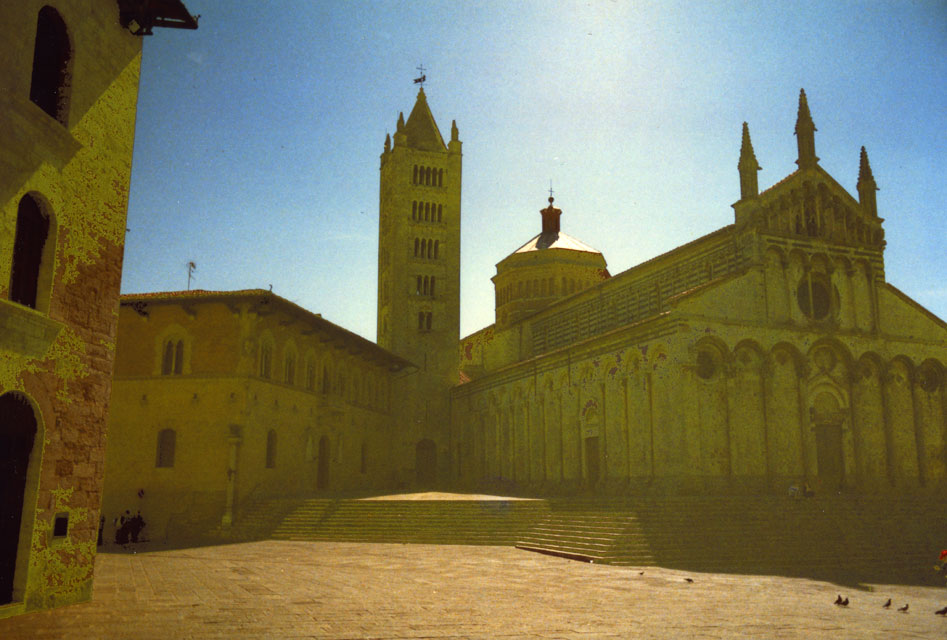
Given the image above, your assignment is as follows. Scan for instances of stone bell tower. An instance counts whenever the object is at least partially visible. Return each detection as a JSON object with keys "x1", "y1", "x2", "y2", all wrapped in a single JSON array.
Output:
[{"x1": 376, "y1": 86, "x2": 462, "y2": 483}]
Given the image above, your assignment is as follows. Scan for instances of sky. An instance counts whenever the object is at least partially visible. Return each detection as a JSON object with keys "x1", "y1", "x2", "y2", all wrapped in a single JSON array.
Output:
[{"x1": 124, "y1": 0, "x2": 947, "y2": 340}]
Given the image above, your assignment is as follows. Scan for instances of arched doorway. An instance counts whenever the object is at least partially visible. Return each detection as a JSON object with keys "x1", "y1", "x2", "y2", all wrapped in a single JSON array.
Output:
[
  {"x1": 0, "y1": 393, "x2": 38, "y2": 604},
  {"x1": 317, "y1": 436, "x2": 330, "y2": 490},
  {"x1": 811, "y1": 391, "x2": 844, "y2": 491},
  {"x1": 416, "y1": 439, "x2": 437, "y2": 486}
]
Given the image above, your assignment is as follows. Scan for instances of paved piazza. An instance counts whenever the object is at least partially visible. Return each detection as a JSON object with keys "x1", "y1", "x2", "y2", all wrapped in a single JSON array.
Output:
[{"x1": 1, "y1": 540, "x2": 945, "y2": 639}]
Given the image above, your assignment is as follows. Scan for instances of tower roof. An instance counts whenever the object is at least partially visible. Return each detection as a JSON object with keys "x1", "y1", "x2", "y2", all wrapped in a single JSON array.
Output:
[{"x1": 403, "y1": 88, "x2": 447, "y2": 152}]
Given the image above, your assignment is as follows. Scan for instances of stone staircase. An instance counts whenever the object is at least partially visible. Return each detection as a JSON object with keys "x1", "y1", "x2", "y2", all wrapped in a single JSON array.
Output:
[
  {"x1": 225, "y1": 493, "x2": 944, "y2": 584},
  {"x1": 269, "y1": 498, "x2": 551, "y2": 546},
  {"x1": 515, "y1": 495, "x2": 946, "y2": 583}
]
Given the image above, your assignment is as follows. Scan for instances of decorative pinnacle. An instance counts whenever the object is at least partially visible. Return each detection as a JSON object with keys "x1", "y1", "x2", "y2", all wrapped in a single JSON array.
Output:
[
  {"x1": 396, "y1": 111, "x2": 405, "y2": 132},
  {"x1": 795, "y1": 88, "x2": 816, "y2": 134},
  {"x1": 738, "y1": 122, "x2": 761, "y2": 171},
  {"x1": 858, "y1": 146, "x2": 876, "y2": 186}
]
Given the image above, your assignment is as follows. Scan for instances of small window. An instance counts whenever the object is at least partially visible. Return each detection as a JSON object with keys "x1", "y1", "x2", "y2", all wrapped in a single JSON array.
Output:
[
  {"x1": 156, "y1": 429, "x2": 176, "y2": 467},
  {"x1": 29, "y1": 7, "x2": 71, "y2": 125},
  {"x1": 53, "y1": 513, "x2": 69, "y2": 538},
  {"x1": 9, "y1": 194, "x2": 51, "y2": 309},
  {"x1": 285, "y1": 352, "x2": 296, "y2": 385},
  {"x1": 265, "y1": 429, "x2": 277, "y2": 468}
]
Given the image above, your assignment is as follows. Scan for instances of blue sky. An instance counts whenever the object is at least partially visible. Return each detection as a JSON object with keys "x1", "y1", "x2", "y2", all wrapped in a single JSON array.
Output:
[{"x1": 124, "y1": 0, "x2": 946, "y2": 339}]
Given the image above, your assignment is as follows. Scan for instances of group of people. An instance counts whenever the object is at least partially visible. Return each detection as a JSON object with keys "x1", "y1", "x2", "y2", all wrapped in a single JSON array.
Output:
[{"x1": 113, "y1": 510, "x2": 146, "y2": 545}]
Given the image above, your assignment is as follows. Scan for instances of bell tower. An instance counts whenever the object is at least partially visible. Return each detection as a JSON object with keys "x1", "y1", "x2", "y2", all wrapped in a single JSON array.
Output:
[{"x1": 377, "y1": 87, "x2": 462, "y2": 387}]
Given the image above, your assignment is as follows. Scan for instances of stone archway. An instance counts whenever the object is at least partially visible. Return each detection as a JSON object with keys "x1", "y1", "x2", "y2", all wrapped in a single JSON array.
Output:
[
  {"x1": 811, "y1": 391, "x2": 844, "y2": 491},
  {"x1": 0, "y1": 393, "x2": 37, "y2": 604},
  {"x1": 416, "y1": 439, "x2": 437, "y2": 486}
]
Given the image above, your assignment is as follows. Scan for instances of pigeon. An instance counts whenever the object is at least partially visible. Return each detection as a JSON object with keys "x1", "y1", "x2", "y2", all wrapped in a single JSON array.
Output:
[
  {"x1": 638, "y1": 571, "x2": 644, "y2": 575},
  {"x1": 840, "y1": 597, "x2": 849, "y2": 607},
  {"x1": 882, "y1": 598, "x2": 891, "y2": 608},
  {"x1": 834, "y1": 595, "x2": 843, "y2": 605},
  {"x1": 935, "y1": 606, "x2": 947, "y2": 616},
  {"x1": 897, "y1": 604, "x2": 909, "y2": 613},
  {"x1": 684, "y1": 578, "x2": 694, "y2": 583}
]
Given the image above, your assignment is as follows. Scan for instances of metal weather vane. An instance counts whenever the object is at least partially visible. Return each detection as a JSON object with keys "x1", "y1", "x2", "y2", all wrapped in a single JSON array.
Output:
[{"x1": 414, "y1": 64, "x2": 426, "y2": 86}]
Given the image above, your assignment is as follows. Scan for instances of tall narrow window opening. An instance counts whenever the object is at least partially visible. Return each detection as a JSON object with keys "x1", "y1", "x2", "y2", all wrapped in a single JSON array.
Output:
[
  {"x1": 9, "y1": 195, "x2": 50, "y2": 309},
  {"x1": 156, "y1": 429, "x2": 176, "y2": 468},
  {"x1": 29, "y1": 7, "x2": 71, "y2": 125}
]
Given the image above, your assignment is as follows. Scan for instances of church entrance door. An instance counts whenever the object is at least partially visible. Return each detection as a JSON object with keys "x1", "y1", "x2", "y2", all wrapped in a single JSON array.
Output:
[
  {"x1": 811, "y1": 391, "x2": 844, "y2": 491},
  {"x1": 317, "y1": 436, "x2": 330, "y2": 490},
  {"x1": 815, "y1": 422, "x2": 844, "y2": 491},
  {"x1": 584, "y1": 436, "x2": 600, "y2": 486},
  {"x1": 416, "y1": 439, "x2": 437, "y2": 486},
  {"x1": 0, "y1": 393, "x2": 37, "y2": 604}
]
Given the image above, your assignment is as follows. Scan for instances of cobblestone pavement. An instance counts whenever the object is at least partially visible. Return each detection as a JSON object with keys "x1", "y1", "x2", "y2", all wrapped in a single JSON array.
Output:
[{"x1": 1, "y1": 541, "x2": 945, "y2": 639}]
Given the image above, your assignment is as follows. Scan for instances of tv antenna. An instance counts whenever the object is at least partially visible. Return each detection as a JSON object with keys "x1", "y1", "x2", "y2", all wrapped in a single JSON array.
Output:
[{"x1": 186, "y1": 261, "x2": 196, "y2": 290}]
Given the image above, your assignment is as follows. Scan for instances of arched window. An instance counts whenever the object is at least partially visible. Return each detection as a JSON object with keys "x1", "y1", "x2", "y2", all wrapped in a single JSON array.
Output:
[
  {"x1": 306, "y1": 357, "x2": 316, "y2": 391},
  {"x1": 422, "y1": 275, "x2": 429, "y2": 295},
  {"x1": 412, "y1": 201, "x2": 417, "y2": 220},
  {"x1": 433, "y1": 240, "x2": 439, "y2": 259},
  {"x1": 437, "y1": 205, "x2": 442, "y2": 222},
  {"x1": 29, "y1": 7, "x2": 71, "y2": 125},
  {"x1": 426, "y1": 312, "x2": 432, "y2": 331},
  {"x1": 285, "y1": 352, "x2": 296, "y2": 385},
  {"x1": 265, "y1": 430, "x2": 277, "y2": 468},
  {"x1": 161, "y1": 341, "x2": 174, "y2": 375},
  {"x1": 173, "y1": 340, "x2": 184, "y2": 374},
  {"x1": 421, "y1": 239, "x2": 427, "y2": 258},
  {"x1": 414, "y1": 238, "x2": 419, "y2": 257},
  {"x1": 413, "y1": 165, "x2": 418, "y2": 184},
  {"x1": 9, "y1": 194, "x2": 51, "y2": 310},
  {"x1": 260, "y1": 342, "x2": 272, "y2": 378},
  {"x1": 424, "y1": 202, "x2": 430, "y2": 221},
  {"x1": 425, "y1": 167, "x2": 432, "y2": 185},
  {"x1": 322, "y1": 364, "x2": 330, "y2": 393},
  {"x1": 438, "y1": 169, "x2": 444, "y2": 186},
  {"x1": 156, "y1": 429, "x2": 176, "y2": 468},
  {"x1": 430, "y1": 276, "x2": 436, "y2": 296},
  {"x1": 416, "y1": 275, "x2": 422, "y2": 295},
  {"x1": 161, "y1": 339, "x2": 184, "y2": 375}
]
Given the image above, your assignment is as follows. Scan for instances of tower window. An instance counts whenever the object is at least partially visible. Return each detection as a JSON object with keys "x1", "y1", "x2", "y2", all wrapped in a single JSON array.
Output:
[
  {"x1": 438, "y1": 169, "x2": 444, "y2": 186},
  {"x1": 414, "y1": 238, "x2": 419, "y2": 257},
  {"x1": 416, "y1": 275, "x2": 422, "y2": 295},
  {"x1": 430, "y1": 276, "x2": 436, "y2": 296},
  {"x1": 285, "y1": 352, "x2": 296, "y2": 385},
  {"x1": 412, "y1": 201, "x2": 417, "y2": 221},
  {"x1": 29, "y1": 7, "x2": 71, "y2": 125},
  {"x1": 9, "y1": 194, "x2": 51, "y2": 310},
  {"x1": 413, "y1": 165, "x2": 418, "y2": 184},
  {"x1": 437, "y1": 204, "x2": 442, "y2": 222},
  {"x1": 433, "y1": 240, "x2": 439, "y2": 259},
  {"x1": 426, "y1": 312, "x2": 432, "y2": 331}
]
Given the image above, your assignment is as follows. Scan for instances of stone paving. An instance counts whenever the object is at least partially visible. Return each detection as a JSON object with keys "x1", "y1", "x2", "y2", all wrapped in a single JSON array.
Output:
[{"x1": 1, "y1": 540, "x2": 945, "y2": 639}]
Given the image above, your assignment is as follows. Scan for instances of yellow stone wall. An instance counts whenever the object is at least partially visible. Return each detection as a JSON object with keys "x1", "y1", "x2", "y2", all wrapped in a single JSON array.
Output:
[
  {"x1": 0, "y1": 1, "x2": 143, "y2": 617},
  {"x1": 103, "y1": 292, "x2": 409, "y2": 543}
]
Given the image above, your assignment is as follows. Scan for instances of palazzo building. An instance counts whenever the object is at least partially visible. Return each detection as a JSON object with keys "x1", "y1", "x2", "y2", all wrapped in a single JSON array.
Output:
[
  {"x1": 0, "y1": 0, "x2": 196, "y2": 618},
  {"x1": 101, "y1": 290, "x2": 412, "y2": 544}
]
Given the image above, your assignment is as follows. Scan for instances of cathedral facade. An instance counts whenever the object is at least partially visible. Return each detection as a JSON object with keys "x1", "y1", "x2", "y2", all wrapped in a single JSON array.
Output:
[{"x1": 449, "y1": 90, "x2": 947, "y2": 496}]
